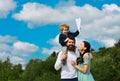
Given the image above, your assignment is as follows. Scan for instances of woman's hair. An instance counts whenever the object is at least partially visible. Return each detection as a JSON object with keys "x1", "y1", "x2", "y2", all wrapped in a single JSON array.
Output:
[
  {"x1": 59, "y1": 24, "x2": 69, "y2": 31},
  {"x1": 77, "y1": 41, "x2": 91, "y2": 64},
  {"x1": 83, "y1": 41, "x2": 91, "y2": 53}
]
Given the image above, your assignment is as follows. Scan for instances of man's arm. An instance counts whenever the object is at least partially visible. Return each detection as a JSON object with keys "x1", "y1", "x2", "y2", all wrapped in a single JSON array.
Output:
[{"x1": 54, "y1": 51, "x2": 63, "y2": 70}]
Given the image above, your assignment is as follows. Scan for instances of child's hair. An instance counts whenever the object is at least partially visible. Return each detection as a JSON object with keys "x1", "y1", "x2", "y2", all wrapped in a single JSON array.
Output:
[{"x1": 59, "y1": 24, "x2": 69, "y2": 32}]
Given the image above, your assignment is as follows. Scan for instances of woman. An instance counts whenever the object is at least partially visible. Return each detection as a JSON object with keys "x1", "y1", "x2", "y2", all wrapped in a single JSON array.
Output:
[{"x1": 71, "y1": 41, "x2": 94, "y2": 81}]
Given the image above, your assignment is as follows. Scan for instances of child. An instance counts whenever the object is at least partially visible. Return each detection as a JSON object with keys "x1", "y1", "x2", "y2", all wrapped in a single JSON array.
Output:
[
  {"x1": 58, "y1": 23, "x2": 80, "y2": 65},
  {"x1": 59, "y1": 17, "x2": 81, "y2": 48},
  {"x1": 59, "y1": 24, "x2": 80, "y2": 47}
]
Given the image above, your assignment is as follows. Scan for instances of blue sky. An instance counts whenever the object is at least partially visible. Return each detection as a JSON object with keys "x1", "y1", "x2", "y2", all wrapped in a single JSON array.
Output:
[{"x1": 0, "y1": 0, "x2": 120, "y2": 68}]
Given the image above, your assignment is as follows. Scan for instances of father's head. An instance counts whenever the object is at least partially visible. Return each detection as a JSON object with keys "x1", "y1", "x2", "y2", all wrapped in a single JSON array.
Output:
[{"x1": 66, "y1": 36, "x2": 76, "y2": 51}]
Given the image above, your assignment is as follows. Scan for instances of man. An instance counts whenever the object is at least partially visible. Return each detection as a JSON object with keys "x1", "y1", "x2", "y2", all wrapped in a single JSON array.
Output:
[{"x1": 54, "y1": 36, "x2": 79, "y2": 81}]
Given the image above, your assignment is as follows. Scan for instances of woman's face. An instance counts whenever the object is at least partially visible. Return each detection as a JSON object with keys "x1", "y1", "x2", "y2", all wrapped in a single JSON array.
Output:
[
  {"x1": 62, "y1": 27, "x2": 69, "y2": 35},
  {"x1": 78, "y1": 42, "x2": 85, "y2": 52}
]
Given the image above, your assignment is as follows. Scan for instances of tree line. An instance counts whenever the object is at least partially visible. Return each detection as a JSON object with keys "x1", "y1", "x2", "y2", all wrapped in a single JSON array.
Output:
[{"x1": 0, "y1": 40, "x2": 120, "y2": 81}]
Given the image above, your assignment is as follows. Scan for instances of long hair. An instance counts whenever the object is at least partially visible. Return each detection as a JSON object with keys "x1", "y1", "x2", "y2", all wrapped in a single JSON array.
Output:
[
  {"x1": 83, "y1": 41, "x2": 91, "y2": 53},
  {"x1": 77, "y1": 41, "x2": 91, "y2": 64}
]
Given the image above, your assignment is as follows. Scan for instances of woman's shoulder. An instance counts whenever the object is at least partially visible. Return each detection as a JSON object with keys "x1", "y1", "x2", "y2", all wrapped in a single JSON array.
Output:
[
  {"x1": 83, "y1": 53, "x2": 93, "y2": 59},
  {"x1": 83, "y1": 53, "x2": 89, "y2": 59}
]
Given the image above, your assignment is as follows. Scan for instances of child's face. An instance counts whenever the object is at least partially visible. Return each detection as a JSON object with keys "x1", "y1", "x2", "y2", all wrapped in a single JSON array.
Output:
[{"x1": 62, "y1": 27, "x2": 69, "y2": 35}]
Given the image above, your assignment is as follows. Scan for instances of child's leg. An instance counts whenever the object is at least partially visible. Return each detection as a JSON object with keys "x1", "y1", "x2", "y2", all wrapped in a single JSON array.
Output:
[
  {"x1": 61, "y1": 46, "x2": 67, "y2": 53},
  {"x1": 61, "y1": 46, "x2": 67, "y2": 65}
]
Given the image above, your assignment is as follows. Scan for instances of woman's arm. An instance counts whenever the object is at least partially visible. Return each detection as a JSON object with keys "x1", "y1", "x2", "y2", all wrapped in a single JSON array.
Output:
[{"x1": 71, "y1": 53, "x2": 90, "y2": 73}]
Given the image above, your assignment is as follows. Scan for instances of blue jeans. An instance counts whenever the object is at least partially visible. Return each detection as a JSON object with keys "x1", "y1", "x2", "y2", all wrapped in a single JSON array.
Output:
[{"x1": 61, "y1": 77, "x2": 78, "y2": 81}]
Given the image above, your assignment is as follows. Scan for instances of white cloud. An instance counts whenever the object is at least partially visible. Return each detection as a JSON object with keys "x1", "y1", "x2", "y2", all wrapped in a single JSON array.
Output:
[
  {"x1": 42, "y1": 34, "x2": 60, "y2": 55},
  {"x1": 103, "y1": 4, "x2": 120, "y2": 12},
  {"x1": 12, "y1": 1, "x2": 80, "y2": 28},
  {"x1": 0, "y1": 43, "x2": 12, "y2": 52},
  {"x1": 37, "y1": 3, "x2": 119, "y2": 54},
  {"x1": 42, "y1": 45, "x2": 61, "y2": 55},
  {"x1": 13, "y1": 41, "x2": 39, "y2": 56},
  {"x1": 12, "y1": 1, "x2": 120, "y2": 54},
  {"x1": 0, "y1": 35, "x2": 39, "y2": 68},
  {"x1": 0, "y1": 52, "x2": 10, "y2": 61},
  {"x1": 42, "y1": 48, "x2": 54, "y2": 55},
  {"x1": 0, "y1": 35, "x2": 17, "y2": 43},
  {"x1": 0, "y1": 0, "x2": 16, "y2": 18},
  {"x1": 100, "y1": 38, "x2": 116, "y2": 47},
  {"x1": 48, "y1": 34, "x2": 59, "y2": 46}
]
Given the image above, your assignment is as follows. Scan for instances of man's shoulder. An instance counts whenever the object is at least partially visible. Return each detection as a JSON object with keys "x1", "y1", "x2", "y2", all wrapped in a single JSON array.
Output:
[{"x1": 57, "y1": 51, "x2": 63, "y2": 56}]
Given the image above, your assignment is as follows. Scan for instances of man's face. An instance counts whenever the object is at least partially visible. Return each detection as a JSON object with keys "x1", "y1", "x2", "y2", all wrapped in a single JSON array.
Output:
[{"x1": 66, "y1": 38, "x2": 75, "y2": 51}]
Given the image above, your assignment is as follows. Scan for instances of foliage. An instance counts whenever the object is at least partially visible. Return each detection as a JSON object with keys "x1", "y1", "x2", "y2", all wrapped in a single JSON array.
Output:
[
  {"x1": 18, "y1": 51, "x2": 60, "y2": 81},
  {"x1": 0, "y1": 40, "x2": 120, "y2": 81},
  {"x1": 91, "y1": 45, "x2": 120, "y2": 81},
  {"x1": 0, "y1": 57, "x2": 23, "y2": 81},
  {"x1": 115, "y1": 40, "x2": 120, "y2": 47}
]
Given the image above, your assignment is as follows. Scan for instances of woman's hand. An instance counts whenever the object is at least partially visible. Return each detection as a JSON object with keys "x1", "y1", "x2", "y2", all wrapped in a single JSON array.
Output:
[{"x1": 71, "y1": 61, "x2": 77, "y2": 67}]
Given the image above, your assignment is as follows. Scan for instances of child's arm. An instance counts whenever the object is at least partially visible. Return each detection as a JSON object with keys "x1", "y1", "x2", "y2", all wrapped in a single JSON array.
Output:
[{"x1": 68, "y1": 30, "x2": 79, "y2": 37}]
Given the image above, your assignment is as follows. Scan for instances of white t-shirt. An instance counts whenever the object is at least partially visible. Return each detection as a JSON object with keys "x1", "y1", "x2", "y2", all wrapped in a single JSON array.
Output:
[{"x1": 54, "y1": 50, "x2": 79, "y2": 79}]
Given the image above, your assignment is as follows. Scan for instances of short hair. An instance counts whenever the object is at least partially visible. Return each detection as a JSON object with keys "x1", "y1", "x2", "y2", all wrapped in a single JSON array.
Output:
[
  {"x1": 68, "y1": 36, "x2": 75, "y2": 42},
  {"x1": 59, "y1": 24, "x2": 69, "y2": 32}
]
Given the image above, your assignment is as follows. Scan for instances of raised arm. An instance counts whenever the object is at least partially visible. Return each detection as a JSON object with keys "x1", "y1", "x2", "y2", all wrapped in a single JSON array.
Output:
[{"x1": 68, "y1": 30, "x2": 79, "y2": 38}]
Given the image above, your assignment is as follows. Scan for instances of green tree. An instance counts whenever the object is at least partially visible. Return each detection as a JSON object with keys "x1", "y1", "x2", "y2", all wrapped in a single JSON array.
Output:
[
  {"x1": 9, "y1": 64, "x2": 23, "y2": 80},
  {"x1": 1, "y1": 57, "x2": 12, "y2": 81},
  {"x1": 91, "y1": 46, "x2": 120, "y2": 81},
  {"x1": 35, "y1": 51, "x2": 60, "y2": 81},
  {"x1": 20, "y1": 59, "x2": 43, "y2": 81},
  {"x1": 115, "y1": 39, "x2": 120, "y2": 47}
]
